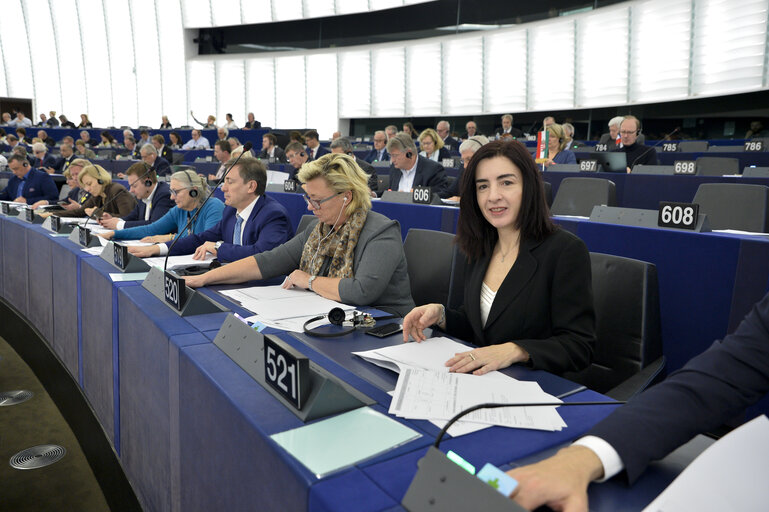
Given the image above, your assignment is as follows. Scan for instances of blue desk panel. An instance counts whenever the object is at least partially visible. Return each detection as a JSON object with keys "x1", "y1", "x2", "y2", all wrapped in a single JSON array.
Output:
[
  {"x1": 25, "y1": 226, "x2": 55, "y2": 344},
  {"x1": 2, "y1": 218, "x2": 29, "y2": 317}
]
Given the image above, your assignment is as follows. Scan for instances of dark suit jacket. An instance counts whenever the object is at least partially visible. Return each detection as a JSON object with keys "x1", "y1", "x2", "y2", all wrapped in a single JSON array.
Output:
[
  {"x1": 445, "y1": 229, "x2": 595, "y2": 374},
  {"x1": 35, "y1": 154, "x2": 58, "y2": 169},
  {"x1": 363, "y1": 148, "x2": 389, "y2": 164},
  {"x1": 61, "y1": 121, "x2": 76, "y2": 129},
  {"x1": 151, "y1": 156, "x2": 171, "y2": 176},
  {"x1": 354, "y1": 156, "x2": 379, "y2": 192},
  {"x1": 386, "y1": 156, "x2": 448, "y2": 197},
  {"x1": 309, "y1": 145, "x2": 330, "y2": 160},
  {"x1": 495, "y1": 127, "x2": 524, "y2": 138},
  {"x1": 121, "y1": 182, "x2": 174, "y2": 228},
  {"x1": 590, "y1": 291, "x2": 769, "y2": 483},
  {"x1": 442, "y1": 136, "x2": 460, "y2": 152},
  {"x1": 159, "y1": 146, "x2": 173, "y2": 163},
  {"x1": 169, "y1": 195, "x2": 294, "y2": 263},
  {"x1": 258, "y1": 146, "x2": 287, "y2": 163},
  {"x1": 244, "y1": 120, "x2": 262, "y2": 129},
  {"x1": 0, "y1": 168, "x2": 59, "y2": 204}
]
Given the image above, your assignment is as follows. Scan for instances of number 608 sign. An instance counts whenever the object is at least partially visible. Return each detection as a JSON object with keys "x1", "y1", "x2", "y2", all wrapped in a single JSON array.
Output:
[{"x1": 658, "y1": 202, "x2": 699, "y2": 230}]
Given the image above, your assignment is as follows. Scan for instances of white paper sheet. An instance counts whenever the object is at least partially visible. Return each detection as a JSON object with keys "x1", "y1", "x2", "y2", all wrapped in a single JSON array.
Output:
[{"x1": 142, "y1": 253, "x2": 214, "y2": 270}]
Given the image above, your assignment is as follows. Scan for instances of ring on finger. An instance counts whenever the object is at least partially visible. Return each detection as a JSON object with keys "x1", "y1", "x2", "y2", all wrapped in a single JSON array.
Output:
[{"x1": 468, "y1": 353, "x2": 476, "y2": 361}]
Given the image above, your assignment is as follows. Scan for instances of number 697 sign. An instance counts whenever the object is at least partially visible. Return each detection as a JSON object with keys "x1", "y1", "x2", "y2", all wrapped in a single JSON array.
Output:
[{"x1": 658, "y1": 202, "x2": 699, "y2": 230}]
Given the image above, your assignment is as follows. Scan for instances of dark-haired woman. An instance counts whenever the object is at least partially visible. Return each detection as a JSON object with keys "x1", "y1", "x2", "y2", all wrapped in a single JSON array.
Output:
[{"x1": 403, "y1": 139, "x2": 595, "y2": 375}]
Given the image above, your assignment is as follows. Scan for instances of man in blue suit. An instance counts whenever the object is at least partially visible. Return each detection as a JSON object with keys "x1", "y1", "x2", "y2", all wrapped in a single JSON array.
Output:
[
  {"x1": 363, "y1": 131, "x2": 390, "y2": 163},
  {"x1": 304, "y1": 130, "x2": 330, "y2": 160},
  {"x1": 140, "y1": 144, "x2": 171, "y2": 176},
  {"x1": 99, "y1": 162, "x2": 175, "y2": 230},
  {"x1": 127, "y1": 158, "x2": 293, "y2": 263},
  {"x1": 0, "y1": 154, "x2": 59, "y2": 204},
  {"x1": 508, "y1": 291, "x2": 769, "y2": 511},
  {"x1": 384, "y1": 132, "x2": 448, "y2": 197}
]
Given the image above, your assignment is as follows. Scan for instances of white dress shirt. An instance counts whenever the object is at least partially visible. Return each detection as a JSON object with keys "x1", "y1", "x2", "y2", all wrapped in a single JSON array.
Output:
[
  {"x1": 572, "y1": 436, "x2": 625, "y2": 482},
  {"x1": 397, "y1": 158, "x2": 419, "y2": 192},
  {"x1": 117, "y1": 183, "x2": 159, "y2": 230}
]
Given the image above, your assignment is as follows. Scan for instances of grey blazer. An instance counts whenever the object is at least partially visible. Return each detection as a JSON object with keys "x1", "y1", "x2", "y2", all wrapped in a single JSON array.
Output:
[{"x1": 255, "y1": 210, "x2": 415, "y2": 316}]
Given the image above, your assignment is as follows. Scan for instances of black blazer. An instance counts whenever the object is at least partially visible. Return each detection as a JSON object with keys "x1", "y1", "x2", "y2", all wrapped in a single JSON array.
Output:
[
  {"x1": 159, "y1": 146, "x2": 173, "y2": 163},
  {"x1": 445, "y1": 229, "x2": 595, "y2": 374},
  {"x1": 121, "y1": 181, "x2": 175, "y2": 228},
  {"x1": 442, "y1": 136, "x2": 460, "y2": 151},
  {"x1": 386, "y1": 156, "x2": 448, "y2": 196},
  {"x1": 258, "y1": 146, "x2": 287, "y2": 163},
  {"x1": 590, "y1": 290, "x2": 769, "y2": 483}
]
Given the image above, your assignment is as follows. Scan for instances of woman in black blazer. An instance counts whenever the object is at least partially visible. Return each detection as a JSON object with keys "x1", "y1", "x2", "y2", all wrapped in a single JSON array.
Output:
[{"x1": 403, "y1": 140, "x2": 595, "y2": 375}]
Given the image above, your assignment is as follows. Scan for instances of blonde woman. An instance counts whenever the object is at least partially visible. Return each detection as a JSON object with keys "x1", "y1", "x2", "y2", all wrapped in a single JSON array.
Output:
[{"x1": 418, "y1": 128, "x2": 452, "y2": 163}]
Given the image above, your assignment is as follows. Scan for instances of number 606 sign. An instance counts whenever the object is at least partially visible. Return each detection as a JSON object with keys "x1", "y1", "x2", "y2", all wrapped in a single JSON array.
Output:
[{"x1": 658, "y1": 202, "x2": 699, "y2": 230}]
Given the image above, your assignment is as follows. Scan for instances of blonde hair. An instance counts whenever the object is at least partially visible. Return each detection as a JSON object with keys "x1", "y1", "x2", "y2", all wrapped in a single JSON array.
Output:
[
  {"x1": 78, "y1": 164, "x2": 112, "y2": 187},
  {"x1": 298, "y1": 153, "x2": 371, "y2": 216},
  {"x1": 418, "y1": 128, "x2": 444, "y2": 150},
  {"x1": 547, "y1": 123, "x2": 568, "y2": 152}
]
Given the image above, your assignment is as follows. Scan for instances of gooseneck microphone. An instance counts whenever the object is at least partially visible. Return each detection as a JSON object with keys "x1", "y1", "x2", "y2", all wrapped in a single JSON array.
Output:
[
  {"x1": 629, "y1": 127, "x2": 681, "y2": 170},
  {"x1": 163, "y1": 141, "x2": 253, "y2": 271}
]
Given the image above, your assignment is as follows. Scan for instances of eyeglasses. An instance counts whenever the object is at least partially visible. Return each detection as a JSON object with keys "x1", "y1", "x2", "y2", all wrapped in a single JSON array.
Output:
[
  {"x1": 303, "y1": 192, "x2": 342, "y2": 209},
  {"x1": 619, "y1": 131, "x2": 637, "y2": 136},
  {"x1": 170, "y1": 187, "x2": 192, "y2": 196}
]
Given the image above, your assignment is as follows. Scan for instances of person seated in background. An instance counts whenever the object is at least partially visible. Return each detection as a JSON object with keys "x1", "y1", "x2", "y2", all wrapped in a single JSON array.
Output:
[
  {"x1": 16, "y1": 127, "x2": 32, "y2": 144},
  {"x1": 436, "y1": 120, "x2": 460, "y2": 151},
  {"x1": 613, "y1": 115, "x2": 657, "y2": 172},
  {"x1": 140, "y1": 144, "x2": 171, "y2": 176},
  {"x1": 99, "y1": 131, "x2": 118, "y2": 148},
  {"x1": 289, "y1": 130, "x2": 305, "y2": 145},
  {"x1": 0, "y1": 154, "x2": 59, "y2": 205},
  {"x1": 99, "y1": 170, "x2": 223, "y2": 245},
  {"x1": 331, "y1": 131, "x2": 342, "y2": 141},
  {"x1": 462, "y1": 120, "x2": 479, "y2": 139},
  {"x1": 32, "y1": 159, "x2": 90, "y2": 209},
  {"x1": 385, "y1": 132, "x2": 448, "y2": 197},
  {"x1": 259, "y1": 133, "x2": 286, "y2": 163},
  {"x1": 74, "y1": 139, "x2": 97, "y2": 160},
  {"x1": 168, "y1": 131, "x2": 183, "y2": 150},
  {"x1": 58, "y1": 114, "x2": 76, "y2": 129},
  {"x1": 403, "y1": 140, "x2": 595, "y2": 375},
  {"x1": 127, "y1": 158, "x2": 293, "y2": 263},
  {"x1": 78, "y1": 114, "x2": 93, "y2": 128},
  {"x1": 152, "y1": 134, "x2": 173, "y2": 163},
  {"x1": 508, "y1": 290, "x2": 769, "y2": 511},
  {"x1": 402, "y1": 121, "x2": 418, "y2": 139},
  {"x1": 51, "y1": 164, "x2": 136, "y2": 218},
  {"x1": 38, "y1": 129, "x2": 55, "y2": 147},
  {"x1": 46, "y1": 111, "x2": 60, "y2": 127},
  {"x1": 440, "y1": 135, "x2": 490, "y2": 200},
  {"x1": 363, "y1": 130, "x2": 389, "y2": 163},
  {"x1": 160, "y1": 115, "x2": 172, "y2": 129},
  {"x1": 209, "y1": 140, "x2": 232, "y2": 181},
  {"x1": 418, "y1": 128, "x2": 453, "y2": 163},
  {"x1": 53, "y1": 143, "x2": 77, "y2": 173},
  {"x1": 222, "y1": 113, "x2": 238, "y2": 130},
  {"x1": 137, "y1": 130, "x2": 151, "y2": 148},
  {"x1": 385, "y1": 125, "x2": 398, "y2": 140},
  {"x1": 562, "y1": 122, "x2": 576, "y2": 149},
  {"x1": 495, "y1": 114, "x2": 523, "y2": 139},
  {"x1": 543, "y1": 116, "x2": 556, "y2": 129},
  {"x1": 544, "y1": 123, "x2": 577, "y2": 167},
  {"x1": 304, "y1": 130, "x2": 330, "y2": 160},
  {"x1": 191, "y1": 112, "x2": 216, "y2": 129},
  {"x1": 31, "y1": 142, "x2": 58, "y2": 171},
  {"x1": 99, "y1": 162, "x2": 174, "y2": 230},
  {"x1": 184, "y1": 153, "x2": 415, "y2": 316},
  {"x1": 285, "y1": 141, "x2": 310, "y2": 180},
  {"x1": 182, "y1": 129, "x2": 211, "y2": 150},
  {"x1": 598, "y1": 116, "x2": 624, "y2": 148},
  {"x1": 217, "y1": 127, "x2": 229, "y2": 142},
  {"x1": 116, "y1": 136, "x2": 141, "y2": 160},
  {"x1": 0, "y1": 128, "x2": 6, "y2": 144},
  {"x1": 243, "y1": 112, "x2": 261, "y2": 130},
  {"x1": 79, "y1": 130, "x2": 97, "y2": 147},
  {"x1": 329, "y1": 137, "x2": 378, "y2": 196},
  {"x1": 14, "y1": 112, "x2": 32, "y2": 128},
  {"x1": 227, "y1": 137, "x2": 242, "y2": 155}
]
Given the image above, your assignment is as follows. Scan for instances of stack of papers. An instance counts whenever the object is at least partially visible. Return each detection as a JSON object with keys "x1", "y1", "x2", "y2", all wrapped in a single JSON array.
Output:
[
  {"x1": 353, "y1": 337, "x2": 566, "y2": 436},
  {"x1": 143, "y1": 253, "x2": 214, "y2": 271},
  {"x1": 219, "y1": 283, "x2": 355, "y2": 332}
]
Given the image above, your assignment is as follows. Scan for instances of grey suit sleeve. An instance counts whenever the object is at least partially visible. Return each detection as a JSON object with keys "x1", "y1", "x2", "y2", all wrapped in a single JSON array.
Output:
[{"x1": 254, "y1": 229, "x2": 309, "y2": 278}]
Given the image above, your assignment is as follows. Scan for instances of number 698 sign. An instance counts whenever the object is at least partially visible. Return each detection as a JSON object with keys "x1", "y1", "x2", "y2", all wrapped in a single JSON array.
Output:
[{"x1": 658, "y1": 202, "x2": 699, "y2": 230}]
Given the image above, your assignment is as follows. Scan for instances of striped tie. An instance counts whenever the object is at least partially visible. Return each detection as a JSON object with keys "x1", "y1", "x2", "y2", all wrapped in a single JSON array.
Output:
[{"x1": 233, "y1": 215, "x2": 243, "y2": 245}]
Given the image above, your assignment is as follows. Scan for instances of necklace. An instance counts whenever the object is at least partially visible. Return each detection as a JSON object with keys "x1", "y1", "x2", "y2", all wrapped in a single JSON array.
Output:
[{"x1": 498, "y1": 234, "x2": 520, "y2": 262}]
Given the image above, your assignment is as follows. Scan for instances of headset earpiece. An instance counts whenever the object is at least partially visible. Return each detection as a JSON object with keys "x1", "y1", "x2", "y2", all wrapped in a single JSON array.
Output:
[
  {"x1": 144, "y1": 179, "x2": 153, "y2": 187},
  {"x1": 97, "y1": 178, "x2": 103, "y2": 185},
  {"x1": 406, "y1": 151, "x2": 413, "y2": 158},
  {"x1": 189, "y1": 188, "x2": 198, "y2": 198}
]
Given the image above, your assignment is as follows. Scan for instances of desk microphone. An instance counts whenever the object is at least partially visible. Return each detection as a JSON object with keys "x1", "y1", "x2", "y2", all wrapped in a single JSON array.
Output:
[
  {"x1": 434, "y1": 400, "x2": 625, "y2": 447},
  {"x1": 163, "y1": 141, "x2": 253, "y2": 272},
  {"x1": 629, "y1": 127, "x2": 681, "y2": 171}
]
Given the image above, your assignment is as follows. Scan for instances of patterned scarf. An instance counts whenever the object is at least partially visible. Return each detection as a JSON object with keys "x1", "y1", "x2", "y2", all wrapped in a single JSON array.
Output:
[{"x1": 299, "y1": 208, "x2": 368, "y2": 278}]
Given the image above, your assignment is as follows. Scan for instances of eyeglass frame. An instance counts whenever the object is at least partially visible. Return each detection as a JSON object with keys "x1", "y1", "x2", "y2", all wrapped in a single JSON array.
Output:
[{"x1": 303, "y1": 191, "x2": 342, "y2": 209}]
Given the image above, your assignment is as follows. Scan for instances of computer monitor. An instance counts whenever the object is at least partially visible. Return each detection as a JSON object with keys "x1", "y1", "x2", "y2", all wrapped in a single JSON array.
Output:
[{"x1": 592, "y1": 151, "x2": 627, "y2": 173}]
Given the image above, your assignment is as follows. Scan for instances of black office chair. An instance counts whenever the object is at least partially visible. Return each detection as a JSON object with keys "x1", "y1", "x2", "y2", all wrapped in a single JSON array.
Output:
[
  {"x1": 742, "y1": 166, "x2": 769, "y2": 177},
  {"x1": 550, "y1": 177, "x2": 616, "y2": 217},
  {"x1": 296, "y1": 214, "x2": 317, "y2": 234},
  {"x1": 695, "y1": 156, "x2": 739, "y2": 176},
  {"x1": 376, "y1": 174, "x2": 390, "y2": 195},
  {"x1": 565, "y1": 253, "x2": 665, "y2": 400},
  {"x1": 692, "y1": 183, "x2": 769, "y2": 232},
  {"x1": 678, "y1": 140, "x2": 709, "y2": 152},
  {"x1": 542, "y1": 181, "x2": 552, "y2": 207},
  {"x1": 172, "y1": 153, "x2": 185, "y2": 165},
  {"x1": 403, "y1": 228, "x2": 455, "y2": 306},
  {"x1": 97, "y1": 149, "x2": 116, "y2": 160}
]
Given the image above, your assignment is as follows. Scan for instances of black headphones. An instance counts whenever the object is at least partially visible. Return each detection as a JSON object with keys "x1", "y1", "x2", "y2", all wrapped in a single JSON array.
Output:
[
  {"x1": 97, "y1": 178, "x2": 103, "y2": 185},
  {"x1": 145, "y1": 178, "x2": 153, "y2": 187},
  {"x1": 405, "y1": 151, "x2": 413, "y2": 158},
  {"x1": 303, "y1": 308, "x2": 373, "y2": 337},
  {"x1": 184, "y1": 169, "x2": 199, "y2": 197}
]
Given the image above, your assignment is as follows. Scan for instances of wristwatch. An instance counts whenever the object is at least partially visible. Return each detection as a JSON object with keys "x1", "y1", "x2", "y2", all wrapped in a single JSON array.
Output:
[
  {"x1": 214, "y1": 241, "x2": 223, "y2": 250},
  {"x1": 308, "y1": 275, "x2": 317, "y2": 292}
]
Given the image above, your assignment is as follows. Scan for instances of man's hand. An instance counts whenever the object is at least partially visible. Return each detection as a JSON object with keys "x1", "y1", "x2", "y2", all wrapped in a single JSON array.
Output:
[
  {"x1": 507, "y1": 445, "x2": 604, "y2": 512},
  {"x1": 14, "y1": 196, "x2": 27, "y2": 204},
  {"x1": 127, "y1": 245, "x2": 160, "y2": 258},
  {"x1": 193, "y1": 241, "x2": 217, "y2": 260},
  {"x1": 99, "y1": 212, "x2": 121, "y2": 229}
]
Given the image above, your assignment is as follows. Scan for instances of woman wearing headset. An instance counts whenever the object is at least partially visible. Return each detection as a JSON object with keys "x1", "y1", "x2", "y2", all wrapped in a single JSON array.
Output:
[
  {"x1": 543, "y1": 123, "x2": 577, "y2": 167},
  {"x1": 184, "y1": 153, "x2": 415, "y2": 317},
  {"x1": 99, "y1": 170, "x2": 224, "y2": 250},
  {"x1": 52, "y1": 164, "x2": 136, "y2": 218}
]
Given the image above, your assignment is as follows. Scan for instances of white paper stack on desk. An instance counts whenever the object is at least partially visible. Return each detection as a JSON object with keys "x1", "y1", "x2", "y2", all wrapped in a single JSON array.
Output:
[{"x1": 354, "y1": 337, "x2": 566, "y2": 436}]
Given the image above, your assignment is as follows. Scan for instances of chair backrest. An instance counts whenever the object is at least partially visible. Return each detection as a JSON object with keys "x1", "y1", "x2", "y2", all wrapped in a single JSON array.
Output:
[
  {"x1": 542, "y1": 181, "x2": 552, "y2": 207},
  {"x1": 381, "y1": 190, "x2": 413, "y2": 204},
  {"x1": 550, "y1": 177, "x2": 616, "y2": 216},
  {"x1": 743, "y1": 166, "x2": 769, "y2": 177},
  {"x1": 403, "y1": 228, "x2": 455, "y2": 306},
  {"x1": 296, "y1": 214, "x2": 317, "y2": 234},
  {"x1": 97, "y1": 149, "x2": 115, "y2": 160},
  {"x1": 376, "y1": 174, "x2": 390, "y2": 194},
  {"x1": 695, "y1": 156, "x2": 740, "y2": 176},
  {"x1": 171, "y1": 153, "x2": 185, "y2": 165},
  {"x1": 692, "y1": 183, "x2": 769, "y2": 232},
  {"x1": 631, "y1": 164, "x2": 675, "y2": 175},
  {"x1": 565, "y1": 253, "x2": 662, "y2": 393},
  {"x1": 678, "y1": 140, "x2": 709, "y2": 152}
]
